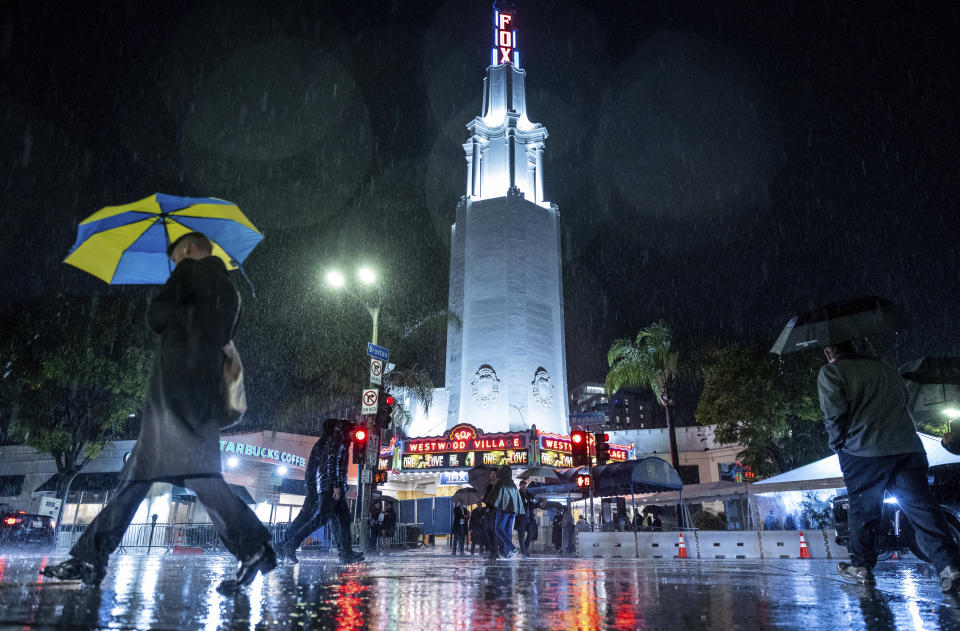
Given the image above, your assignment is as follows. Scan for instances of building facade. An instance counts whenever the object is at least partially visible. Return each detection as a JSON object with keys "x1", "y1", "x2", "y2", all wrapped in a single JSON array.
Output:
[{"x1": 568, "y1": 382, "x2": 664, "y2": 431}]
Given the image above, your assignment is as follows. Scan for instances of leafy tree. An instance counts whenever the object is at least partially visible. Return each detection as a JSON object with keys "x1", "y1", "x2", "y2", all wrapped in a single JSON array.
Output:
[
  {"x1": 2, "y1": 293, "x2": 152, "y2": 500},
  {"x1": 695, "y1": 343, "x2": 832, "y2": 478},
  {"x1": 606, "y1": 320, "x2": 686, "y2": 471}
]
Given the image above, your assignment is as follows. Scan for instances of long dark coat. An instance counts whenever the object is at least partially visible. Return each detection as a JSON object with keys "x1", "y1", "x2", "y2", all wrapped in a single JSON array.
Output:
[{"x1": 122, "y1": 256, "x2": 239, "y2": 481}]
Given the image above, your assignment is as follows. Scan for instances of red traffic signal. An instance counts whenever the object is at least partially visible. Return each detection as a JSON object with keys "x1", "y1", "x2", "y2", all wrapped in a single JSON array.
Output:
[
  {"x1": 570, "y1": 429, "x2": 589, "y2": 466},
  {"x1": 352, "y1": 426, "x2": 369, "y2": 464},
  {"x1": 376, "y1": 393, "x2": 396, "y2": 429},
  {"x1": 386, "y1": 395, "x2": 395, "y2": 406}
]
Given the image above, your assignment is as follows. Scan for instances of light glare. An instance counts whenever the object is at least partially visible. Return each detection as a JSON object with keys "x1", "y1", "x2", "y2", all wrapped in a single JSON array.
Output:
[
  {"x1": 227, "y1": 457, "x2": 239, "y2": 468},
  {"x1": 357, "y1": 267, "x2": 376, "y2": 285},
  {"x1": 326, "y1": 270, "x2": 345, "y2": 288},
  {"x1": 944, "y1": 408, "x2": 960, "y2": 419}
]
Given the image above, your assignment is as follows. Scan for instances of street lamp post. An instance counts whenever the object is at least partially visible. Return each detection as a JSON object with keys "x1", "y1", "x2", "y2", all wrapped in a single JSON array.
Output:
[{"x1": 326, "y1": 266, "x2": 381, "y2": 554}]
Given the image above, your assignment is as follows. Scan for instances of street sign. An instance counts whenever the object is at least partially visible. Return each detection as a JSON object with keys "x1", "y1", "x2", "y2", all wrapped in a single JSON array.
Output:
[
  {"x1": 266, "y1": 491, "x2": 281, "y2": 505},
  {"x1": 362, "y1": 389, "x2": 379, "y2": 414},
  {"x1": 570, "y1": 412, "x2": 607, "y2": 427},
  {"x1": 366, "y1": 342, "x2": 390, "y2": 362},
  {"x1": 361, "y1": 469, "x2": 372, "y2": 484},
  {"x1": 369, "y1": 358, "x2": 384, "y2": 386}
]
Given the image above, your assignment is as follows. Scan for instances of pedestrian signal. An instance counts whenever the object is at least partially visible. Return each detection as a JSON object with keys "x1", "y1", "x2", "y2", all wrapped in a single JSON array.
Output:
[
  {"x1": 571, "y1": 429, "x2": 589, "y2": 466},
  {"x1": 373, "y1": 470, "x2": 388, "y2": 484},
  {"x1": 576, "y1": 473, "x2": 592, "y2": 489},
  {"x1": 595, "y1": 432, "x2": 610, "y2": 465},
  {"x1": 352, "y1": 427, "x2": 368, "y2": 464}
]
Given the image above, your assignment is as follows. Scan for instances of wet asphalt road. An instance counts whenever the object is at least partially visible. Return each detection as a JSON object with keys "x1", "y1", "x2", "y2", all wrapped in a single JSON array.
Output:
[{"x1": 0, "y1": 549, "x2": 957, "y2": 630}]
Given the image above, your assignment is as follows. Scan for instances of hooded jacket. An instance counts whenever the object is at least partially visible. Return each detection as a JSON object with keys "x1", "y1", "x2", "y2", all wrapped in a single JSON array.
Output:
[{"x1": 484, "y1": 465, "x2": 524, "y2": 514}]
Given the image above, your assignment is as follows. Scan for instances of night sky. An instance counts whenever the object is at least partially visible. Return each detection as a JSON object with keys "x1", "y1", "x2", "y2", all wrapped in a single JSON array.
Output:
[{"x1": 3, "y1": 0, "x2": 959, "y2": 425}]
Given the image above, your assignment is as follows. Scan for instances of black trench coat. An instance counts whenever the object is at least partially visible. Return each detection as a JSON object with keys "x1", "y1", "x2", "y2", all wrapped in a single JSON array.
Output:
[{"x1": 121, "y1": 256, "x2": 239, "y2": 481}]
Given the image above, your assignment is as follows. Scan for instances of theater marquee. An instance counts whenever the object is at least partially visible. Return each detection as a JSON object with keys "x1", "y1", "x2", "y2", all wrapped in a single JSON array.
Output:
[{"x1": 400, "y1": 424, "x2": 529, "y2": 470}]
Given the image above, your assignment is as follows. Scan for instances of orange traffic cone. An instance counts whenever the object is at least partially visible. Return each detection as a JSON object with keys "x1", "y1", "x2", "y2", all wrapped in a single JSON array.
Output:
[
  {"x1": 798, "y1": 532, "x2": 811, "y2": 559},
  {"x1": 891, "y1": 551, "x2": 899, "y2": 560},
  {"x1": 172, "y1": 529, "x2": 184, "y2": 554},
  {"x1": 677, "y1": 532, "x2": 688, "y2": 559}
]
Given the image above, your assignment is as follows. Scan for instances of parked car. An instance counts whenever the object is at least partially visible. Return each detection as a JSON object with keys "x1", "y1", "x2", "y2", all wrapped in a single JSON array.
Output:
[
  {"x1": 0, "y1": 511, "x2": 56, "y2": 547},
  {"x1": 833, "y1": 462, "x2": 960, "y2": 561}
]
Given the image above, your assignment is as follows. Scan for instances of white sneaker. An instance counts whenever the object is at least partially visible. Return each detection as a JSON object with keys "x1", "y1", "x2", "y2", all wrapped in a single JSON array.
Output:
[{"x1": 506, "y1": 549, "x2": 520, "y2": 559}]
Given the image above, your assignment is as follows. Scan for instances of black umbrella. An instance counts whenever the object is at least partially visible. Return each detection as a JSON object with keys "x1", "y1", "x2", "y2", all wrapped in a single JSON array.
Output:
[
  {"x1": 770, "y1": 296, "x2": 909, "y2": 355},
  {"x1": 900, "y1": 357, "x2": 960, "y2": 414},
  {"x1": 468, "y1": 465, "x2": 497, "y2": 496},
  {"x1": 451, "y1": 486, "x2": 483, "y2": 505}
]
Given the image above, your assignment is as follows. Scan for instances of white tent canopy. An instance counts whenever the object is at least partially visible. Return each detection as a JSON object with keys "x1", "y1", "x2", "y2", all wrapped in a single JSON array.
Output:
[{"x1": 752, "y1": 433, "x2": 960, "y2": 494}]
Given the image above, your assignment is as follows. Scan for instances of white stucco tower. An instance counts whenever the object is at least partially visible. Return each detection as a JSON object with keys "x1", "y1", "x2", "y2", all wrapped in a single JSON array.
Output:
[{"x1": 444, "y1": 5, "x2": 570, "y2": 435}]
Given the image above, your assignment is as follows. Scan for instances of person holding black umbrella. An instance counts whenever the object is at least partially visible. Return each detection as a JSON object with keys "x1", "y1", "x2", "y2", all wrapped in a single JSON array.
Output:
[{"x1": 818, "y1": 341, "x2": 960, "y2": 594}]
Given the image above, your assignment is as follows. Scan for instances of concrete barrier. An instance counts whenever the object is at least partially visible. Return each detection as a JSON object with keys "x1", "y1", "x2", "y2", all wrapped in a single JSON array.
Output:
[
  {"x1": 636, "y1": 531, "x2": 686, "y2": 559},
  {"x1": 696, "y1": 530, "x2": 762, "y2": 559},
  {"x1": 578, "y1": 532, "x2": 635, "y2": 558}
]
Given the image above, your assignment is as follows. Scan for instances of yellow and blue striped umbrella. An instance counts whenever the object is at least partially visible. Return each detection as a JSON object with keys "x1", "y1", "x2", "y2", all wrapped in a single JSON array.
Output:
[{"x1": 64, "y1": 193, "x2": 263, "y2": 284}]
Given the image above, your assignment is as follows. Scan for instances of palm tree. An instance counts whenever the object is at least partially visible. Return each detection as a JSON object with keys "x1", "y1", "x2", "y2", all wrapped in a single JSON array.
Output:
[
  {"x1": 382, "y1": 365, "x2": 434, "y2": 437},
  {"x1": 605, "y1": 320, "x2": 682, "y2": 472}
]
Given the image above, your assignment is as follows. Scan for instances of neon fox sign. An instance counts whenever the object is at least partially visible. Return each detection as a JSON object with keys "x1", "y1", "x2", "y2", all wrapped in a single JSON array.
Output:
[{"x1": 493, "y1": 10, "x2": 517, "y2": 65}]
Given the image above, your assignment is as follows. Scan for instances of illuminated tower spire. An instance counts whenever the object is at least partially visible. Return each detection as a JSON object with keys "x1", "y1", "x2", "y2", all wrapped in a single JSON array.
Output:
[
  {"x1": 442, "y1": 2, "x2": 569, "y2": 436},
  {"x1": 464, "y1": 1, "x2": 548, "y2": 203}
]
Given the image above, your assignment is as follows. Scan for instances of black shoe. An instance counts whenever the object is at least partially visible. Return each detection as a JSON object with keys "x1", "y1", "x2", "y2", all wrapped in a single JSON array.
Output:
[
  {"x1": 276, "y1": 543, "x2": 299, "y2": 564},
  {"x1": 941, "y1": 565, "x2": 960, "y2": 594},
  {"x1": 41, "y1": 558, "x2": 106, "y2": 586},
  {"x1": 339, "y1": 550, "x2": 364, "y2": 564},
  {"x1": 219, "y1": 545, "x2": 277, "y2": 594},
  {"x1": 837, "y1": 562, "x2": 874, "y2": 585}
]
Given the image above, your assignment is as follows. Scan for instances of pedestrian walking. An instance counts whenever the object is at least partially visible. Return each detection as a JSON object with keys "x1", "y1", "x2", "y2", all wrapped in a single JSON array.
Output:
[
  {"x1": 484, "y1": 465, "x2": 524, "y2": 559},
  {"x1": 818, "y1": 341, "x2": 960, "y2": 594},
  {"x1": 380, "y1": 503, "x2": 396, "y2": 553},
  {"x1": 575, "y1": 515, "x2": 590, "y2": 533},
  {"x1": 482, "y1": 470, "x2": 501, "y2": 558},
  {"x1": 551, "y1": 511, "x2": 563, "y2": 553},
  {"x1": 276, "y1": 418, "x2": 364, "y2": 565},
  {"x1": 470, "y1": 505, "x2": 486, "y2": 555},
  {"x1": 42, "y1": 232, "x2": 275, "y2": 593},
  {"x1": 514, "y1": 481, "x2": 531, "y2": 557},
  {"x1": 370, "y1": 502, "x2": 383, "y2": 554},
  {"x1": 561, "y1": 507, "x2": 576, "y2": 554},
  {"x1": 452, "y1": 500, "x2": 468, "y2": 555}
]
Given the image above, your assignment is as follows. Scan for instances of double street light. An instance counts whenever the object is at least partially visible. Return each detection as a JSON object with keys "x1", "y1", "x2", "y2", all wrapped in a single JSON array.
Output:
[
  {"x1": 325, "y1": 266, "x2": 381, "y2": 344},
  {"x1": 323, "y1": 264, "x2": 383, "y2": 553}
]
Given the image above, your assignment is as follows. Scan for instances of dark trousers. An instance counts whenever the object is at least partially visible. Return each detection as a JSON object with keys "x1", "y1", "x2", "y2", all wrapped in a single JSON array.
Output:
[
  {"x1": 840, "y1": 451, "x2": 959, "y2": 572},
  {"x1": 72, "y1": 476, "x2": 270, "y2": 565},
  {"x1": 283, "y1": 490, "x2": 352, "y2": 555},
  {"x1": 484, "y1": 510, "x2": 499, "y2": 558},
  {"x1": 452, "y1": 529, "x2": 466, "y2": 554},
  {"x1": 470, "y1": 529, "x2": 484, "y2": 554},
  {"x1": 514, "y1": 515, "x2": 530, "y2": 555}
]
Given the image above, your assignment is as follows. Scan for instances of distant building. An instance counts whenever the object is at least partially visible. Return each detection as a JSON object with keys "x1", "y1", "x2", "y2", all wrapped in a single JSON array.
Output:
[{"x1": 568, "y1": 382, "x2": 663, "y2": 431}]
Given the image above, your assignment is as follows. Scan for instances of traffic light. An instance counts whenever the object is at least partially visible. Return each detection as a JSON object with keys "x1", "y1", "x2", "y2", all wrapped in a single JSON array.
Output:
[
  {"x1": 376, "y1": 393, "x2": 396, "y2": 429},
  {"x1": 373, "y1": 470, "x2": 388, "y2": 485},
  {"x1": 595, "y1": 432, "x2": 610, "y2": 465},
  {"x1": 570, "y1": 429, "x2": 589, "y2": 466},
  {"x1": 352, "y1": 426, "x2": 368, "y2": 464},
  {"x1": 576, "y1": 472, "x2": 592, "y2": 490}
]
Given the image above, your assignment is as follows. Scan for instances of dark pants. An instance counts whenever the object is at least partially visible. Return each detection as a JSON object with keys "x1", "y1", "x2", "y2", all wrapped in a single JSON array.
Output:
[
  {"x1": 514, "y1": 515, "x2": 530, "y2": 555},
  {"x1": 470, "y1": 529, "x2": 484, "y2": 554},
  {"x1": 452, "y1": 529, "x2": 466, "y2": 554},
  {"x1": 840, "y1": 451, "x2": 959, "y2": 572},
  {"x1": 72, "y1": 476, "x2": 270, "y2": 565},
  {"x1": 283, "y1": 489, "x2": 352, "y2": 555},
  {"x1": 484, "y1": 509, "x2": 499, "y2": 558}
]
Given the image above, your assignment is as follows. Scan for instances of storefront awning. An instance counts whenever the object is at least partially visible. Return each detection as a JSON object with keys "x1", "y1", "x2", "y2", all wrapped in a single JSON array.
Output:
[
  {"x1": 35, "y1": 472, "x2": 122, "y2": 493},
  {"x1": 527, "y1": 457, "x2": 682, "y2": 498}
]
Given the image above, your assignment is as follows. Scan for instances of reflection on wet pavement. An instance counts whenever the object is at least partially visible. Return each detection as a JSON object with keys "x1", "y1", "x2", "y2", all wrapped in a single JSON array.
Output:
[{"x1": 0, "y1": 550, "x2": 957, "y2": 630}]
